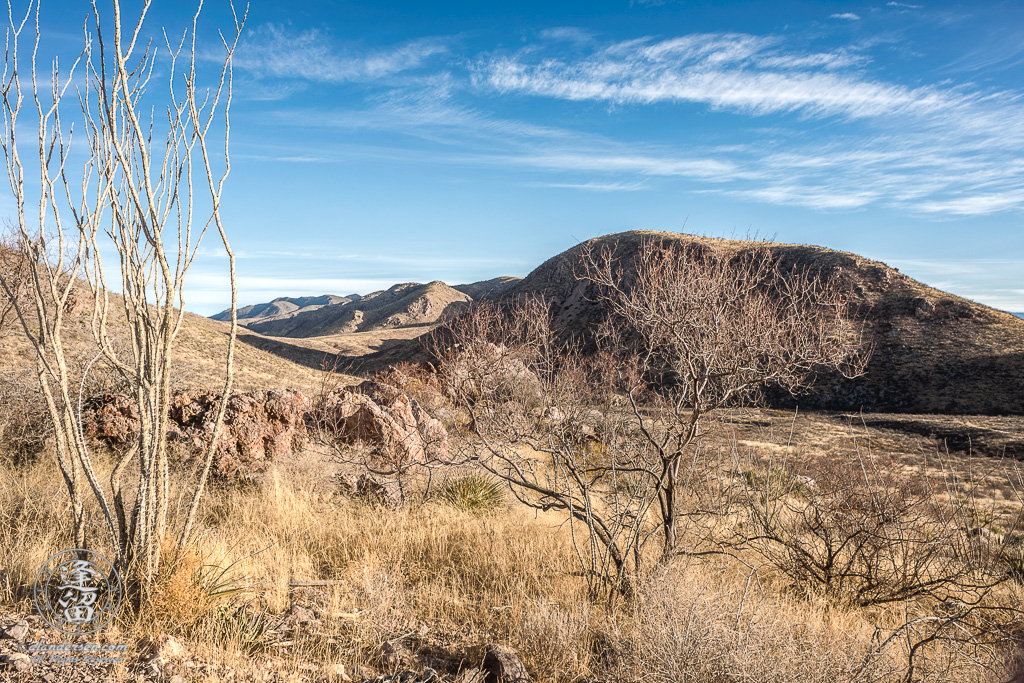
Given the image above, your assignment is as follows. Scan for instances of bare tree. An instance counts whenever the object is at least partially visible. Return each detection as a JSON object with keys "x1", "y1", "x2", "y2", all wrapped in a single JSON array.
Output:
[
  {"x1": 430, "y1": 297, "x2": 658, "y2": 597},
  {"x1": 581, "y1": 237, "x2": 865, "y2": 558},
  {"x1": 429, "y1": 237, "x2": 864, "y2": 597},
  {"x1": 0, "y1": 0, "x2": 243, "y2": 602}
]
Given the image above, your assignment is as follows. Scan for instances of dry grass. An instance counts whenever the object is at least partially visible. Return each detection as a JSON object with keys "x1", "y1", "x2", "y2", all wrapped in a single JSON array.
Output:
[{"x1": 1, "y1": 414, "x2": 1022, "y2": 682}]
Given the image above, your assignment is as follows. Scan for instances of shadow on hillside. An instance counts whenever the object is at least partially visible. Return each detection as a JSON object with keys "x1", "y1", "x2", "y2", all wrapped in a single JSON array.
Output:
[
  {"x1": 234, "y1": 330, "x2": 429, "y2": 378},
  {"x1": 851, "y1": 414, "x2": 1024, "y2": 459},
  {"x1": 234, "y1": 331, "x2": 358, "y2": 375}
]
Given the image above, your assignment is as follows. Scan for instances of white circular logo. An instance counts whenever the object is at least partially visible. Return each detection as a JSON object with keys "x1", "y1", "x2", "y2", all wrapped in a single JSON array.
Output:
[{"x1": 33, "y1": 549, "x2": 122, "y2": 635}]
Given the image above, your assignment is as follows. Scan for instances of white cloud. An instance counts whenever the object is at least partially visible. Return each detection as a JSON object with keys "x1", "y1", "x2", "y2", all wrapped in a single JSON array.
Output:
[
  {"x1": 915, "y1": 191, "x2": 1024, "y2": 215},
  {"x1": 830, "y1": 13, "x2": 861, "y2": 21},
  {"x1": 476, "y1": 34, "x2": 956, "y2": 118},
  {"x1": 530, "y1": 180, "x2": 649, "y2": 191},
  {"x1": 538, "y1": 27, "x2": 596, "y2": 43},
  {"x1": 233, "y1": 24, "x2": 447, "y2": 84},
  {"x1": 512, "y1": 152, "x2": 739, "y2": 179},
  {"x1": 886, "y1": 2, "x2": 923, "y2": 8}
]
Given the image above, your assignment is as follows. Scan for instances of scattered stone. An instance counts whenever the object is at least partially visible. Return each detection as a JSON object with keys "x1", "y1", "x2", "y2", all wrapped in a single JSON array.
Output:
[
  {"x1": 355, "y1": 474, "x2": 405, "y2": 509},
  {"x1": 469, "y1": 644, "x2": 534, "y2": 683},
  {"x1": 169, "y1": 676, "x2": 187, "y2": 683},
  {"x1": 325, "y1": 662, "x2": 352, "y2": 681},
  {"x1": 0, "y1": 652, "x2": 31, "y2": 673},
  {"x1": 0, "y1": 619, "x2": 28, "y2": 641}
]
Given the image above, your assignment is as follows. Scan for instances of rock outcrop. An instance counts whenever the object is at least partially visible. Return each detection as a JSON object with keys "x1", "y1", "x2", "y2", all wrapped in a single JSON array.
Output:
[
  {"x1": 84, "y1": 389, "x2": 306, "y2": 481},
  {"x1": 309, "y1": 380, "x2": 448, "y2": 466},
  {"x1": 445, "y1": 341, "x2": 543, "y2": 405}
]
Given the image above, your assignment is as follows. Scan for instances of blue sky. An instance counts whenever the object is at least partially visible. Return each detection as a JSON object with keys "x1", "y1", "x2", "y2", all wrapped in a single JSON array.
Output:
[{"x1": 23, "y1": 0, "x2": 1024, "y2": 314}]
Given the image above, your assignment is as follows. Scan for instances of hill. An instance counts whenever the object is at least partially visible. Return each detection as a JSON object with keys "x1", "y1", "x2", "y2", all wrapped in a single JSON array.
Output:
[
  {"x1": 210, "y1": 295, "x2": 350, "y2": 324},
  {"x1": 0, "y1": 291, "x2": 354, "y2": 395},
  {"x1": 243, "y1": 281, "x2": 472, "y2": 338},
  {"x1": 503, "y1": 231, "x2": 1024, "y2": 415},
  {"x1": 453, "y1": 276, "x2": 521, "y2": 301}
]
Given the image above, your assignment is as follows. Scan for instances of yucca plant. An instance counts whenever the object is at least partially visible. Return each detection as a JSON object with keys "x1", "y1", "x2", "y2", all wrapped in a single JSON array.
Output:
[{"x1": 439, "y1": 473, "x2": 505, "y2": 512}]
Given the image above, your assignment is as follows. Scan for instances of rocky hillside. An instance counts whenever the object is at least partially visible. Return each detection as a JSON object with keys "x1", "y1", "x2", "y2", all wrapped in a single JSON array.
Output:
[
  {"x1": 245, "y1": 281, "x2": 472, "y2": 338},
  {"x1": 453, "y1": 276, "x2": 521, "y2": 301},
  {"x1": 211, "y1": 295, "x2": 351, "y2": 324},
  {"x1": 504, "y1": 230, "x2": 1024, "y2": 415}
]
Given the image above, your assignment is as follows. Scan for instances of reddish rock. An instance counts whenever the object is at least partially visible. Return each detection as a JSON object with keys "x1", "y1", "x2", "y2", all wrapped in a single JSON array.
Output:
[
  {"x1": 309, "y1": 380, "x2": 449, "y2": 466},
  {"x1": 83, "y1": 389, "x2": 306, "y2": 481},
  {"x1": 169, "y1": 389, "x2": 306, "y2": 480},
  {"x1": 83, "y1": 393, "x2": 139, "y2": 445}
]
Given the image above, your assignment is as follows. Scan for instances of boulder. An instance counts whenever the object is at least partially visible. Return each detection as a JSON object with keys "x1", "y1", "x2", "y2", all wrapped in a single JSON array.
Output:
[
  {"x1": 445, "y1": 342, "x2": 543, "y2": 405},
  {"x1": 310, "y1": 381, "x2": 448, "y2": 466},
  {"x1": 83, "y1": 393, "x2": 139, "y2": 445},
  {"x1": 169, "y1": 389, "x2": 307, "y2": 480},
  {"x1": 468, "y1": 644, "x2": 533, "y2": 683}
]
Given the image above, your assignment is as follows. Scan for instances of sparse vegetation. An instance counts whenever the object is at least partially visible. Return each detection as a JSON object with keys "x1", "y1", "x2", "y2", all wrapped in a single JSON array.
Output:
[{"x1": 0, "y1": 11, "x2": 1020, "y2": 676}]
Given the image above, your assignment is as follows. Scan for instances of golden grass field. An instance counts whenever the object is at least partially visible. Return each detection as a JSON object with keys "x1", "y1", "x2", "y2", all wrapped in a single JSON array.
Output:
[{"x1": 2, "y1": 400, "x2": 1022, "y2": 682}]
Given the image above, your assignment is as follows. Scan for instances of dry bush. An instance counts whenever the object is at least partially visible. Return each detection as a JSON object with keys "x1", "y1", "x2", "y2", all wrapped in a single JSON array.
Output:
[
  {"x1": 421, "y1": 237, "x2": 865, "y2": 600},
  {"x1": 2, "y1": 438, "x2": 1020, "y2": 682},
  {"x1": 727, "y1": 448, "x2": 1022, "y2": 681},
  {"x1": 618, "y1": 560, "x2": 893, "y2": 683},
  {"x1": 0, "y1": 230, "x2": 34, "y2": 337},
  {"x1": 0, "y1": 369, "x2": 52, "y2": 462},
  {"x1": 429, "y1": 297, "x2": 661, "y2": 598}
]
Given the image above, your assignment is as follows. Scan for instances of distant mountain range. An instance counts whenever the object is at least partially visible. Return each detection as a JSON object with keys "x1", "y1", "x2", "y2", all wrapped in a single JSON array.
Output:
[{"x1": 212, "y1": 277, "x2": 521, "y2": 337}]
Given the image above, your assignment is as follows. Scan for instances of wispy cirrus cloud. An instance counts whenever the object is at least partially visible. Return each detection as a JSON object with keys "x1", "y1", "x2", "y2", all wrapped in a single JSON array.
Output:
[
  {"x1": 529, "y1": 180, "x2": 648, "y2": 191},
  {"x1": 474, "y1": 33, "x2": 956, "y2": 118},
  {"x1": 237, "y1": 27, "x2": 1024, "y2": 218},
  {"x1": 233, "y1": 23, "x2": 448, "y2": 85},
  {"x1": 830, "y1": 13, "x2": 861, "y2": 21}
]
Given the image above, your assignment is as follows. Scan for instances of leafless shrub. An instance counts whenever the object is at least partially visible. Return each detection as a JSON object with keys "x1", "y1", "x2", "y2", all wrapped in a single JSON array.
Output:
[
  {"x1": 0, "y1": 229, "x2": 34, "y2": 336},
  {"x1": 581, "y1": 237, "x2": 866, "y2": 559},
  {"x1": 427, "y1": 238, "x2": 864, "y2": 598},
  {"x1": 735, "y1": 451, "x2": 1020, "y2": 681},
  {"x1": 0, "y1": 369, "x2": 51, "y2": 462},
  {"x1": 429, "y1": 297, "x2": 660, "y2": 598},
  {"x1": 618, "y1": 561, "x2": 894, "y2": 683}
]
